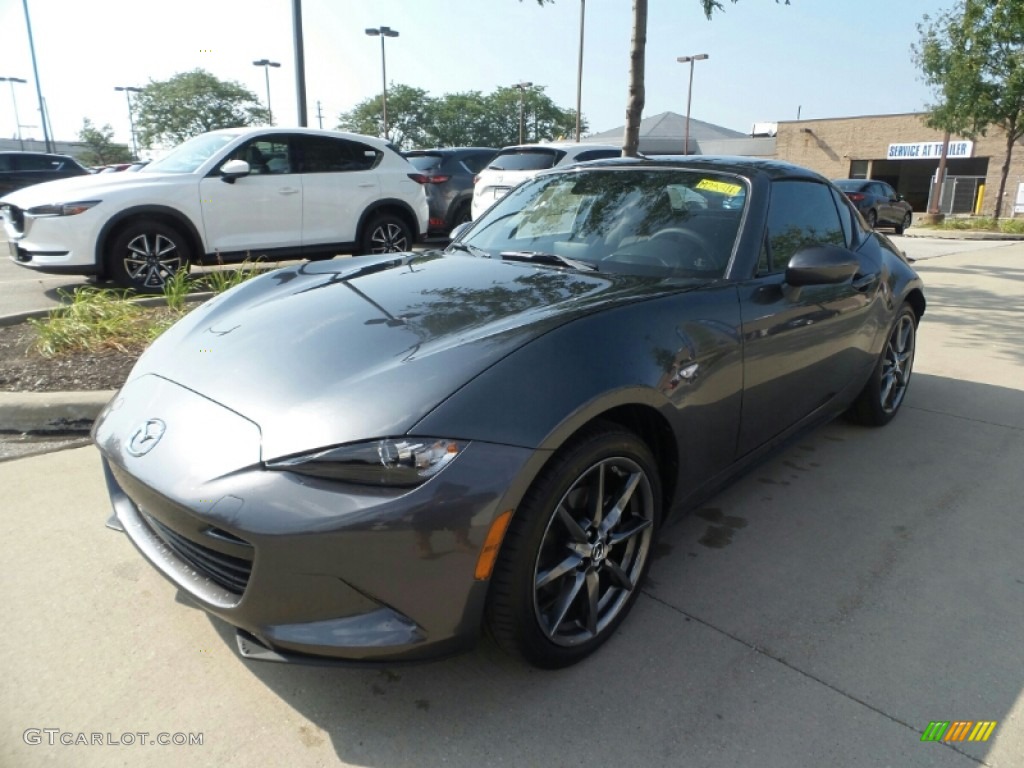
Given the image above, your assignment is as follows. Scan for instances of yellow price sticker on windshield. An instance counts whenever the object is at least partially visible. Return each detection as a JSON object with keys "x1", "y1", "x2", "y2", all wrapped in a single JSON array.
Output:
[{"x1": 696, "y1": 179, "x2": 743, "y2": 196}]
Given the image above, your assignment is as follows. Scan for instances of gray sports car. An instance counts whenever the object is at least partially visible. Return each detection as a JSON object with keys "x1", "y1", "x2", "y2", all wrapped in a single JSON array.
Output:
[{"x1": 93, "y1": 157, "x2": 924, "y2": 669}]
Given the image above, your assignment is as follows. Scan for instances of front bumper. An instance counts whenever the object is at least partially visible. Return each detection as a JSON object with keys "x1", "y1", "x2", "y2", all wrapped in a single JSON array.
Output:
[
  {"x1": 94, "y1": 374, "x2": 538, "y2": 663},
  {"x1": 2, "y1": 204, "x2": 102, "y2": 274}
]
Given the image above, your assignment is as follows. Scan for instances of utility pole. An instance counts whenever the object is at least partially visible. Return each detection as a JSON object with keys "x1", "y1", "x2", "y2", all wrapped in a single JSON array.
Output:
[{"x1": 315, "y1": 100, "x2": 324, "y2": 129}]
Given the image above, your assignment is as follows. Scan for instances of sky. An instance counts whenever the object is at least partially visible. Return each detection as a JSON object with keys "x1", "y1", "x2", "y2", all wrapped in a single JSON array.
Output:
[{"x1": 0, "y1": 0, "x2": 951, "y2": 150}]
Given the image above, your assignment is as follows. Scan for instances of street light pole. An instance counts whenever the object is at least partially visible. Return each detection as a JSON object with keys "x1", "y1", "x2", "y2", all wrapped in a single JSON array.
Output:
[
  {"x1": 514, "y1": 81, "x2": 533, "y2": 145},
  {"x1": 365, "y1": 26, "x2": 399, "y2": 141},
  {"x1": 0, "y1": 77, "x2": 27, "y2": 150},
  {"x1": 114, "y1": 86, "x2": 142, "y2": 159},
  {"x1": 22, "y1": 0, "x2": 52, "y2": 152},
  {"x1": 575, "y1": 0, "x2": 585, "y2": 141},
  {"x1": 252, "y1": 59, "x2": 281, "y2": 125},
  {"x1": 676, "y1": 53, "x2": 708, "y2": 155}
]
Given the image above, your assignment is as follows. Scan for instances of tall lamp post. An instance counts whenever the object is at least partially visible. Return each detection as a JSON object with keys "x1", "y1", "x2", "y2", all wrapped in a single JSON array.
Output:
[
  {"x1": 514, "y1": 81, "x2": 533, "y2": 144},
  {"x1": 114, "y1": 86, "x2": 142, "y2": 159},
  {"x1": 676, "y1": 53, "x2": 708, "y2": 155},
  {"x1": 365, "y1": 26, "x2": 399, "y2": 140},
  {"x1": 575, "y1": 0, "x2": 585, "y2": 141},
  {"x1": 252, "y1": 59, "x2": 281, "y2": 124},
  {"x1": 0, "y1": 77, "x2": 27, "y2": 150}
]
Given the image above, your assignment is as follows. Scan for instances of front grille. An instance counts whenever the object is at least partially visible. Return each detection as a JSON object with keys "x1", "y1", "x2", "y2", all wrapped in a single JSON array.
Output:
[
  {"x1": 144, "y1": 514, "x2": 253, "y2": 595},
  {"x1": 2, "y1": 205, "x2": 25, "y2": 234}
]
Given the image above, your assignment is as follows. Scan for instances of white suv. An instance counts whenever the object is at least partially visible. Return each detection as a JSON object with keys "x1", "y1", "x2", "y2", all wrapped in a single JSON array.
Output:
[
  {"x1": 1, "y1": 127, "x2": 429, "y2": 291},
  {"x1": 471, "y1": 142, "x2": 621, "y2": 220}
]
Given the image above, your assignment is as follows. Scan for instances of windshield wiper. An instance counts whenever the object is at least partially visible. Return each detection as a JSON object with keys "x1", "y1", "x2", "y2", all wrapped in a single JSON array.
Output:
[
  {"x1": 500, "y1": 250, "x2": 598, "y2": 272},
  {"x1": 447, "y1": 241, "x2": 491, "y2": 259}
]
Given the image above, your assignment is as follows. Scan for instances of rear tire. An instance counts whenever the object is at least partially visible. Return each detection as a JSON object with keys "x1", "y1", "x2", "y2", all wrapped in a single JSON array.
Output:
[
  {"x1": 107, "y1": 218, "x2": 190, "y2": 292},
  {"x1": 359, "y1": 213, "x2": 413, "y2": 255},
  {"x1": 894, "y1": 212, "x2": 912, "y2": 235},
  {"x1": 847, "y1": 303, "x2": 917, "y2": 426},
  {"x1": 486, "y1": 422, "x2": 661, "y2": 668}
]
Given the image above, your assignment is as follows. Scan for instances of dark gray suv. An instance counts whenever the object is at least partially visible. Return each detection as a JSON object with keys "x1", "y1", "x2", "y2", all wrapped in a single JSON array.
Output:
[
  {"x1": 0, "y1": 151, "x2": 89, "y2": 197},
  {"x1": 404, "y1": 147, "x2": 496, "y2": 237}
]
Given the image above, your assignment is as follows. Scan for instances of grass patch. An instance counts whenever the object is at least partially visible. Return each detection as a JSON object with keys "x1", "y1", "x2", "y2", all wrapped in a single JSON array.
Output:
[
  {"x1": 28, "y1": 288, "x2": 182, "y2": 357},
  {"x1": 28, "y1": 259, "x2": 267, "y2": 359},
  {"x1": 921, "y1": 216, "x2": 1024, "y2": 234}
]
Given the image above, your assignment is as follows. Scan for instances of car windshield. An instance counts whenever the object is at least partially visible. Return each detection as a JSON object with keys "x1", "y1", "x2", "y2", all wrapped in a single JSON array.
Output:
[
  {"x1": 142, "y1": 133, "x2": 239, "y2": 174},
  {"x1": 406, "y1": 154, "x2": 444, "y2": 171},
  {"x1": 459, "y1": 168, "x2": 747, "y2": 279},
  {"x1": 488, "y1": 149, "x2": 565, "y2": 171}
]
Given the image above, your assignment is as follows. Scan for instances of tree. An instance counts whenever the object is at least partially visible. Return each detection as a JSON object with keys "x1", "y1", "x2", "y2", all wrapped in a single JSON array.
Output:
[
  {"x1": 338, "y1": 84, "x2": 432, "y2": 147},
  {"x1": 528, "y1": 0, "x2": 788, "y2": 157},
  {"x1": 337, "y1": 86, "x2": 582, "y2": 149},
  {"x1": 77, "y1": 119, "x2": 132, "y2": 166},
  {"x1": 914, "y1": 0, "x2": 1024, "y2": 220},
  {"x1": 133, "y1": 69, "x2": 270, "y2": 148}
]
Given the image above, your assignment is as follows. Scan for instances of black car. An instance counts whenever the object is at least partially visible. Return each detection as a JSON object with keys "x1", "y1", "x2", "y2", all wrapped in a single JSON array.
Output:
[
  {"x1": 94, "y1": 156, "x2": 924, "y2": 669},
  {"x1": 404, "y1": 147, "x2": 496, "y2": 236},
  {"x1": 0, "y1": 151, "x2": 89, "y2": 196},
  {"x1": 833, "y1": 178, "x2": 913, "y2": 234}
]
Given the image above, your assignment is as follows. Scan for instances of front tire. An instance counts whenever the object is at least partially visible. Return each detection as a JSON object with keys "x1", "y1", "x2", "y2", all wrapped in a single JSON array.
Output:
[
  {"x1": 359, "y1": 213, "x2": 413, "y2": 255},
  {"x1": 848, "y1": 303, "x2": 917, "y2": 426},
  {"x1": 894, "y1": 212, "x2": 912, "y2": 235},
  {"x1": 108, "y1": 219, "x2": 190, "y2": 292},
  {"x1": 486, "y1": 422, "x2": 661, "y2": 668}
]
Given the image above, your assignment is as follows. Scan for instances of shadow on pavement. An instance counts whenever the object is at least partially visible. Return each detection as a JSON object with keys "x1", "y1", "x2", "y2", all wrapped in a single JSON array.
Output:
[{"x1": 194, "y1": 372, "x2": 1023, "y2": 768}]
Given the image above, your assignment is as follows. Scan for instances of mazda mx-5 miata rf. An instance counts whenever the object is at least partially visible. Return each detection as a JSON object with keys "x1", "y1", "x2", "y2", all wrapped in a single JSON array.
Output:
[{"x1": 94, "y1": 157, "x2": 924, "y2": 669}]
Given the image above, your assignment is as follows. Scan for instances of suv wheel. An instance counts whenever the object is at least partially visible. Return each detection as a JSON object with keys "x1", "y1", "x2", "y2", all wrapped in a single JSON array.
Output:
[
  {"x1": 360, "y1": 213, "x2": 413, "y2": 255},
  {"x1": 108, "y1": 219, "x2": 190, "y2": 292}
]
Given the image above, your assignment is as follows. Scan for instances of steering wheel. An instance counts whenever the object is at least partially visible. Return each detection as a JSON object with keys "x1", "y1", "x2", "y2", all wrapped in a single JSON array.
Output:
[{"x1": 648, "y1": 228, "x2": 716, "y2": 270}]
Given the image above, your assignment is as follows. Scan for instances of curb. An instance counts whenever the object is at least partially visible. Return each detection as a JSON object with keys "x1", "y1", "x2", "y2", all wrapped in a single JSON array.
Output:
[
  {"x1": 0, "y1": 291, "x2": 215, "y2": 328},
  {"x1": 901, "y1": 227, "x2": 1024, "y2": 241},
  {"x1": 0, "y1": 390, "x2": 115, "y2": 433}
]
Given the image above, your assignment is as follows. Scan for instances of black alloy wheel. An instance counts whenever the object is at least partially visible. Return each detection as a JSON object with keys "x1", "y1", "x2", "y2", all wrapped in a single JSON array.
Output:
[
  {"x1": 108, "y1": 218, "x2": 190, "y2": 292},
  {"x1": 848, "y1": 303, "x2": 917, "y2": 426},
  {"x1": 486, "y1": 422, "x2": 661, "y2": 668},
  {"x1": 361, "y1": 213, "x2": 412, "y2": 255}
]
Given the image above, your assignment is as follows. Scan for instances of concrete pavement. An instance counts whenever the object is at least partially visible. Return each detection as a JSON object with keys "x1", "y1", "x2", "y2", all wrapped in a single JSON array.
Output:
[{"x1": 0, "y1": 243, "x2": 1022, "y2": 767}]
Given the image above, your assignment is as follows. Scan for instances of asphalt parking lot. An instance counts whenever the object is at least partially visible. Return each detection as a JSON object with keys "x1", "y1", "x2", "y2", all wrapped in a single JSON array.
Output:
[{"x1": 1, "y1": 242, "x2": 1022, "y2": 767}]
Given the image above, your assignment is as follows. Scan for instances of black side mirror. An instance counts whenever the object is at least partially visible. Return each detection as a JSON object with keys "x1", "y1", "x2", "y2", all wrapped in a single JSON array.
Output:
[{"x1": 785, "y1": 244, "x2": 858, "y2": 286}]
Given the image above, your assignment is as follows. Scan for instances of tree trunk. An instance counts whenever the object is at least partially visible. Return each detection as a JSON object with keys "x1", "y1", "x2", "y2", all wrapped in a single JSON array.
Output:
[
  {"x1": 994, "y1": 117, "x2": 1017, "y2": 221},
  {"x1": 622, "y1": 0, "x2": 647, "y2": 157}
]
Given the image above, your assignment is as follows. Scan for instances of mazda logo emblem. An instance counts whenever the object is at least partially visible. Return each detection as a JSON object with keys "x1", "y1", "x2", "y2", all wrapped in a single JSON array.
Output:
[{"x1": 127, "y1": 418, "x2": 166, "y2": 457}]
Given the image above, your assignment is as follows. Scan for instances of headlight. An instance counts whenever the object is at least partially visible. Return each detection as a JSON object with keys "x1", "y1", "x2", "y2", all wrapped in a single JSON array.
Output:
[
  {"x1": 26, "y1": 200, "x2": 100, "y2": 217},
  {"x1": 266, "y1": 438, "x2": 465, "y2": 487}
]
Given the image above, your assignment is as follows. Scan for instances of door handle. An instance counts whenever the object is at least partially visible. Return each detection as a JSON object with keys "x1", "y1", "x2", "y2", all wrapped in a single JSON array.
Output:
[
  {"x1": 852, "y1": 273, "x2": 878, "y2": 291},
  {"x1": 358, "y1": 183, "x2": 376, "y2": 188},
  {"x1": 279, "y1": 187, "x2": 300, "y2": 195}
]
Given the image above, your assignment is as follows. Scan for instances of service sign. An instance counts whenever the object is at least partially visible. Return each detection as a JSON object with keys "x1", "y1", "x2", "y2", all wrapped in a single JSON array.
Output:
[{"x1": 887, "y1": 140, "x2": 973, "y2": 160}]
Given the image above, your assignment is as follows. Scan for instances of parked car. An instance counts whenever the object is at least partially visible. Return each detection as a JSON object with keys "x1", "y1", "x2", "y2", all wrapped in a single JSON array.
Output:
[
  {"x1": 1, "y1": 127, "x2": 428, "y2": 291},
  {"x1": 470, "y1": 141, "x2": 621, "y2": 219},
  {"x1": 93, "y1": 156, "x2": 924, "y2": 669},
  {"x1": 403, "y1": 147, "x2": 496, "y2": 237},
  {"x1": 0, "y1": 151, "x2": 89, "y2": 197},
  {"x1": 833, "y1": 178, "x2": 913, "y2": 234}
]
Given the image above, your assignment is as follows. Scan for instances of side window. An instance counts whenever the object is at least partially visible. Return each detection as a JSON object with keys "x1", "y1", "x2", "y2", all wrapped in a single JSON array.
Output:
[
  {"x1": 880, "y1": 183, "x2": 896, "y2": 199},
  {"x1": 297, "y1": 137, "x2": 380, "y2": 173},
  {"x1": 575, "y1": 149, "x2": 620, "y2": 163},
  {"x1": 0, "y1": 155, "x2": 11, "y2": 171},
  {"x1": 830, "y1": 186, "x2": 855, "y2": 248},
  {"x1": 761, "y1": 180, "x2": 845, "y2": 274},
  {"x1": 227, "y1": 138, "x2": 292, "y2": 175},
  {"x1": 13, "y1": 154, "x2": 58, "y2": 171}
]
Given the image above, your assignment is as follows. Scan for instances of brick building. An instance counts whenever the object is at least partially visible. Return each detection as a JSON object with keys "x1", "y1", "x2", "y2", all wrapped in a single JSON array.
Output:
[{"x1": 774, "y1": 113, "x2": 1024, "y2": 218}]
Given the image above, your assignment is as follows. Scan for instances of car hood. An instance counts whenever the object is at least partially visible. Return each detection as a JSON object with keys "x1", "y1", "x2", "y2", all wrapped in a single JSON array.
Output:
[
  {"x1": 0, "y1": 170, "x2": 190, "y2": 206},
  {"x1": 129, "y1": 252, "x2": 684, "y2": 459}
]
